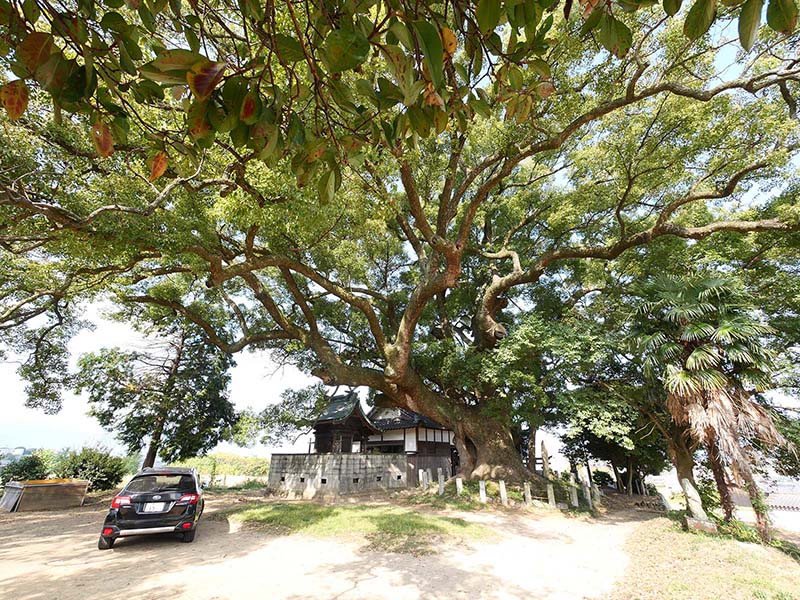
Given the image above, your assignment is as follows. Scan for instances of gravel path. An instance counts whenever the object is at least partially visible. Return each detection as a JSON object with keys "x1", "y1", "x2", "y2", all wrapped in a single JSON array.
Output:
[{"x1": 0, "y1": 496, "x2": 644, "y2": 600}]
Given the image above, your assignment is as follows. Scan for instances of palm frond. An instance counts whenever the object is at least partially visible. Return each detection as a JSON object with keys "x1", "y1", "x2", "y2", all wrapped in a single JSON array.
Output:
[
  {"x1": 686, "y1": 345, "x2": 721, "y2": 370},
  {"x1": 680, "y1": 322, "x2": 717, "y2": 341}
]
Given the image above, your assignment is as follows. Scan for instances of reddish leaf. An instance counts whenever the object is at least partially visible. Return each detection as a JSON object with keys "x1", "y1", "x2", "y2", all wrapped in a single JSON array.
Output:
[
  {"x1": 1, "y1": 80, "x2": 29, "y2": 120},
  {"x1": 536, "y1": 81, "x2": 556, "y2": 98},
  {"x1": 17, "y1": 32, "x2": 55, "y2": 73},
  {"x1": 91, "y1": 121, "x2": 115, "y2": 158},
  {"x1": 579, "y1": 0, "x2": 603, "y2": 17},
  {"x1": 239, "y1": 90, "x2": 260, "y2": 124},
  {"x1": 188, "y1": 104, "x2": 211, "y2": 139},
  {"x1": 186, "y1": 61, "x2": 226, "y2": 100},
  {"x1": 149, "y1": 151, "x2": 168, "y2": 181}
]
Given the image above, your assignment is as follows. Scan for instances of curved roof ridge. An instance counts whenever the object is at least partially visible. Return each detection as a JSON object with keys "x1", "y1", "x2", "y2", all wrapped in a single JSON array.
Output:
[{"x1": 367, "y1": 406, "x2": 447, "y2": 431}]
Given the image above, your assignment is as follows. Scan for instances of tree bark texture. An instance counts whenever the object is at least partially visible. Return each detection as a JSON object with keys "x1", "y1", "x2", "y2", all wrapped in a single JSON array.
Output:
[
  {"x1": 669, "y1": 430, "x2": 710, "y2": 521},
  {"x1": 705, "y1": 431, "x2": 735, "y2": 521}
]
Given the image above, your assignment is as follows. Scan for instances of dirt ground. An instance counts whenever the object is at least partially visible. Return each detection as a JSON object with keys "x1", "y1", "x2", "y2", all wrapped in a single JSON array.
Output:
[{"x1": 0, "y1": 494, "x2": 645, "y2": 600}]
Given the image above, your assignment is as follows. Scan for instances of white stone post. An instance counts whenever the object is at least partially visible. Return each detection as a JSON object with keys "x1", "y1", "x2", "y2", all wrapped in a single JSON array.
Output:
[
  {"x1": 418, "y1": 469, "x2": 425, "y2": 488},
  {"x1": 568, "y1": 473, "x2": 579, "y2": 508},
  {"x1": 479, "y1": 480, "x2": 487, "y2": 503},
  {"x1": 437, "y1": 469, "x2": 445, "y2": 496},
  {"x1": 426, "y1": 468, "x2": 433, "y2": 488},
  {"x1": 547, "y1": 483, "x2": 556, "y2": 508},
  {"x1": 499, "y1": 480, "x2": 508, "y2": 506},
  {"x1": 541, "y1": 441, "x2": 552, "y2": 479},
  {"x1": 456, "y1": 477, "x2": 464, "y2": 496},
  {"x1": 582, "y1": 480, "x2": 594, "y2": 510},
  {"x1": 523, "y1": 481, "x2": 532, "y2": 506}
]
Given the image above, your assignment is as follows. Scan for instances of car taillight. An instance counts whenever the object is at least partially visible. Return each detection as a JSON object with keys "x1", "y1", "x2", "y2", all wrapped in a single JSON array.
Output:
[
  {"x1": 102, "y1": 528, "x2": 114, "y2": 536},
  {"x1": 178, "y1": 494, "x2": 199, "y2": 505},
  {"x1": 111, "y1": 495, "x2": 132, "y2": 509},
  {"x1": 181, "y1": 522, "x2": 193, "y2": 529}
]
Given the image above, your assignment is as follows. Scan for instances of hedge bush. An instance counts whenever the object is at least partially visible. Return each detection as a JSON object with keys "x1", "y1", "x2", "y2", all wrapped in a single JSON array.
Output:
[
  {"x1": 54, "y1": 447, "x2": 126, "y2": 491},
  {"x1": 172, "y1": 453, "x2": 269, "y2": 477},
  {"x1": 0, "y1": 454, "x2": 49, "y2": 484}
]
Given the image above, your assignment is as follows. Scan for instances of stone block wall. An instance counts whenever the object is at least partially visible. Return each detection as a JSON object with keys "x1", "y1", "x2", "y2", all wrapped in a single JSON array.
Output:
[{"x1": 268, "y1": 453, "x2": 411, "y2": 498}]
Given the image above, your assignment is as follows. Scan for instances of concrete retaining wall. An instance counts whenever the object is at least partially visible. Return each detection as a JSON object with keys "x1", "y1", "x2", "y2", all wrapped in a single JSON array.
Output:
[{"x1": 268, "y1": 454, "x2": 413, "y2": 498}]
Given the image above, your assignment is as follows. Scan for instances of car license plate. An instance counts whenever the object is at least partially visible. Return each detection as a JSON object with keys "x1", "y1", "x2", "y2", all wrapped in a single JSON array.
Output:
[{"x1": 143, "y1": 502, "x2": 166, "y2": 512}]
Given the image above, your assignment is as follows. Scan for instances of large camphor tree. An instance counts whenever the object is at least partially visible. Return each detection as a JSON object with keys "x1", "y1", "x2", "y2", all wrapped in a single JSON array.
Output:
[{"x1": 1, "y1": 0, "x2": 799, "y2": 478}]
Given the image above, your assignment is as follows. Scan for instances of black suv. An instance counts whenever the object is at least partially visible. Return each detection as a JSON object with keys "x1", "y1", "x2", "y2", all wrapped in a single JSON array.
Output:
[{"x1": 98, "y1": 467, "x2": 204, "y2": 549}]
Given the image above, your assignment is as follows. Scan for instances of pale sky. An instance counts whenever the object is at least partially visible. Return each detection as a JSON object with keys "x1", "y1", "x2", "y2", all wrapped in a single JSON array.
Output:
[{"x1": 0, "y1": 303, "x2": 316, "y2": 457}]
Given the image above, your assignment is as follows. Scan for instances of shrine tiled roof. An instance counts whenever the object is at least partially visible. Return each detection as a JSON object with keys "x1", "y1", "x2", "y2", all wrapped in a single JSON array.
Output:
[
  {"x1": 367, "y1": 406, "x2": 447, "y2": 431},
  {"x1": 316, "y1": 392, "x2": 362, "y2": 423},
  {"x1": 315, "y1": 393, "x2": 449, "y2": 433}
]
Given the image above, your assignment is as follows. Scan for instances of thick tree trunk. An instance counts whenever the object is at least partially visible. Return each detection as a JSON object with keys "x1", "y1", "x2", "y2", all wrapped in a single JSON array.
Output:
[
  {"x1": 705, "y1": 431, "x2": 735, "y2": 521},
  {"x1": 142, "y1": 418, "x2": 165, "y2": 469},
  {"x1": 454, "y1": 417, "x2": 530, "y2": 481},
  {"x1": 669, "y1": 433, "x2": 709, "y2": 521},
  {"x1": 143, "y1": 438, "x2": 159, "y2": 469},
  {"x1": 737, "y1": 458, "x2": 772, "y2": 542},
  {"x1": 372, "y1": 370, "x2": 532, "y2": 481}
]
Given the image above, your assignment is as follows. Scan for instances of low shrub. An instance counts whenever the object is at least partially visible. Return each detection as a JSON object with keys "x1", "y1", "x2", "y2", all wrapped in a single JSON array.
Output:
[
  {"x1": 695, "y1": 474, "x2": 721, "y2": 513},
  {"x1": 54, "y1": 447, "x2": 126, "y2": 491},
  {"x1": 0, "y1": 453, "x2": 49, "y2": 484}
]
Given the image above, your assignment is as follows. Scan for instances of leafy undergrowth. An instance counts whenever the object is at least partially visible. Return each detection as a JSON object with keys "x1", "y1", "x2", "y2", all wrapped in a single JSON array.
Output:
[
  {"x1": 218, "y1": 501, "x2": 493, "y2": 555},
  {"x1": 204, "y1": 479, "x2": 268, "y2": 493},
  {"x1": 714, "y1": 518, "x2": 800, "y2": 562},
  {"x1": 605, "y1": 516, "x2": 800, "y2": 600}
]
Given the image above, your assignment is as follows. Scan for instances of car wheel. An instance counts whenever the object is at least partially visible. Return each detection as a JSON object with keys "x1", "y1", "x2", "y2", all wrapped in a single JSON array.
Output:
[
  {"x1": 181, "y1": 529, "x2": 196, "y2": 543},
  {"x1": 98, "y1": 536, "x2": 115, "y2": 550}
]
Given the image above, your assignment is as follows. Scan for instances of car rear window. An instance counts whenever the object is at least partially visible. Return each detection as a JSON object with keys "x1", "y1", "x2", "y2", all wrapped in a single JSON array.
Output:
[{"x1": 125, "y1": 474, "x2": 195, "y2": 494}]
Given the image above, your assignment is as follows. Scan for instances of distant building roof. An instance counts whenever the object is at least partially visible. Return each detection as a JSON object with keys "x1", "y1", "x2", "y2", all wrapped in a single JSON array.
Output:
[{"x1": 367, "y1": 406, "x2": 447, "y2": 431}]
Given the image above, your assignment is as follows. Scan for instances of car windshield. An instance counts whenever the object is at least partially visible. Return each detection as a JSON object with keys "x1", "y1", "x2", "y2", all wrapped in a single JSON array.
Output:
[{"x1": 125, "y1": 474, "x2": 195, "y2": 494}]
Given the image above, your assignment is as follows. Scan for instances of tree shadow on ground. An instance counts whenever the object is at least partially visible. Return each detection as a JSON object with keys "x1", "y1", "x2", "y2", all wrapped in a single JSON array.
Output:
[
  {"x1": 0, "y1": 500, "x2": 281, "y2": 600},
  {"x1": 1, "y1": 496, "x2": 651, "y2": 600}
]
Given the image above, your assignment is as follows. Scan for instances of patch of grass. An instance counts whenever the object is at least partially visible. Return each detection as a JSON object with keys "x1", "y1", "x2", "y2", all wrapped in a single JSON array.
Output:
[
  {"x1": 714, "y1": 518, "x2": 800, "y2": 562},
  {"x1": 220, "y1": 502, "x2": 493, "y2": 555},
  {"x1": 604, "y1": 516, "x2": 800, "y2": 600}
]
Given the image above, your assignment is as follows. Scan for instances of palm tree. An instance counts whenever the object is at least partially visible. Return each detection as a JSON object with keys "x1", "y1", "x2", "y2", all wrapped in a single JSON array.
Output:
[{"x1": 632, "y1": 275, "x2": 788, "y2": 541}]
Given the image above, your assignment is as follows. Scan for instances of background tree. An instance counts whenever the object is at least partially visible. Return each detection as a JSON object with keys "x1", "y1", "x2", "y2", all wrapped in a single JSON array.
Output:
[
  {"x1": 559, "y1": 386, "x2": 670, "y2": 495},
  {"x1": 75, "y1": 319, "x2": 237, "y2": 468},
  {"x1": 632, "y1": 275, "x2": 790, "y2": 540}
]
